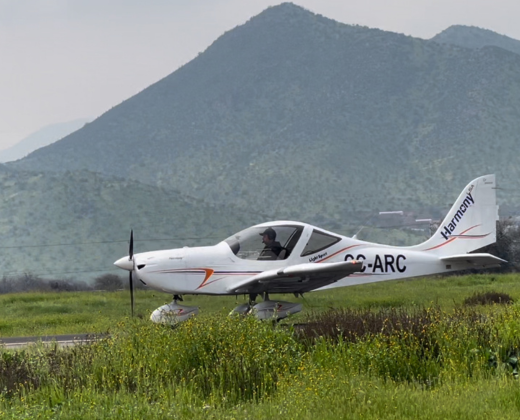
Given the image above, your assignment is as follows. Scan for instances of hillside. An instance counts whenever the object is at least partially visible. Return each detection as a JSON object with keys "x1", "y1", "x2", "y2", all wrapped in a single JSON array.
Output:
[
  {"x1": 0, "y1": 163, "x2": 426, "y2": 282},
  {"x1": 431, "y1": 25, "x2": 520, "y2": 55},
  {"x1": 0, "y1": 165, "x2": 264, "y2": 282},
  {"x1": 8, "y1": 3, "x2": 520, "y2": 227}
]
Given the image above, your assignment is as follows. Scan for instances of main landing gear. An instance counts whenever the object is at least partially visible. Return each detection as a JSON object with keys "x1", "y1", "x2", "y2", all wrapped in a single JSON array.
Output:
[
  {"x1": 229, "y1": 292, "x2": 303, "y2": 321},
  {"x1": 150, "y1": 293, "x2": 303, "y2": 325}
]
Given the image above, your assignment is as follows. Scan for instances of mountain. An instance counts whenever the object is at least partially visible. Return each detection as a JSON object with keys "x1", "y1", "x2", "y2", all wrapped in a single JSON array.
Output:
[
  {"x1": 7, "y1": 3, "x2": 520, "y2": 231},
  {"x1": 0, "y1": 118, "x2": 91, "y2": 163},
  {"x1": 431, "y1": 25, "x2": 520, "y2": 56},
  {"x1": 0, "y1": 165, "x2": 264, "y2": 282}
]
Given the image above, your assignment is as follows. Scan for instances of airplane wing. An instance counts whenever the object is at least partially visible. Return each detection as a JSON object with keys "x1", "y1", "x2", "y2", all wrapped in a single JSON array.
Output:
[
  {"x1": 440, "y1": 253, "x2": 506, "y2": 268},
  {"x1": 226, "y1": 260, "x2": 364, "y2": 295}
]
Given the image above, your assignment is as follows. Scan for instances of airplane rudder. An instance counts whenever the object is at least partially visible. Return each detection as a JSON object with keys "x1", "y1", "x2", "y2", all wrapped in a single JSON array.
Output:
[
  {"x1": 418, "y1": 175, "x2": 497, "y2": 254},
  {"x1": 440, "y1": 175, "x2": 495, "y2": 231}
]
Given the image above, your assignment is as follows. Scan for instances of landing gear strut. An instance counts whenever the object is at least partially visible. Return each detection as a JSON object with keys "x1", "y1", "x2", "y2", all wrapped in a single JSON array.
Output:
[{"x1": 229, "y1": 293, "x2": 257, "y2": 316}]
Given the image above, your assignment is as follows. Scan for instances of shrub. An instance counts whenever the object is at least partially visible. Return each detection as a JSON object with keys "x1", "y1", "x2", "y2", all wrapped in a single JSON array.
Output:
[
  {"x1": 0, "y1": 351, "x2": 41, "y2": 397},
  {"x1": 48, "y1": 279, "x2": 91, "y2": 292},
  {"x1": 0, "y1": 274, "x2": 48, "y2": 294},
  {"x1": 94, "y1": 274, "x2": 123, "y2": 291},
  {"x1": 299, "y1": 307, "x2": 499, "y2": 383},
  {"x1": 0, "y1": 274, "x2": 91, "y2": 294},
  {"x1": 297, "y1": 307, "x2": 438, "y2": 344},
  {"x1": 463, "y1": 291, "x2": 514, "y2": 306}
]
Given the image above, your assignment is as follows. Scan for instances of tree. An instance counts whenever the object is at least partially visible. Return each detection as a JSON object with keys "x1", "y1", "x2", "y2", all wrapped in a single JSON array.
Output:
[{"x1": 483, "y1": 219, "x2": 520, "y2": 272}]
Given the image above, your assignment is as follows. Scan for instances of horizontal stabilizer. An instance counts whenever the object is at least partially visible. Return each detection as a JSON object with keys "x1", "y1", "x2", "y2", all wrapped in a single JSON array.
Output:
[{"x1": 440, "y1": 253, "x2": 506, "y2": 268}]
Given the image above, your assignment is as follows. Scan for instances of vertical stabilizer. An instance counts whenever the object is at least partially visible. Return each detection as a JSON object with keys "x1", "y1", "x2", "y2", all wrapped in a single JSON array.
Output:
[{"x1": 413, "y1": 175, "x2": 498, "y2": 255}]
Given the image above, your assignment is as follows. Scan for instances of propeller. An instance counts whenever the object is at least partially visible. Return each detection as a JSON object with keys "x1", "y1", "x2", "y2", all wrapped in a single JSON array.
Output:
[{"x1": 128, "y1": 230, "x2": 135, "y2": 317}]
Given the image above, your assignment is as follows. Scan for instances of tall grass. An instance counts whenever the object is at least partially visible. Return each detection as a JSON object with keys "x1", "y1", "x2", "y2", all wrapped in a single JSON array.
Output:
[
  {"x1": 1, "y1": 316, "x2": 303, "y2": 408},
  {"x1": 3, "y1": 302, "x2": 520, "y2": 418},
  {"x1": 301, "y1": 304, "x2": 520, "y2": 384}
]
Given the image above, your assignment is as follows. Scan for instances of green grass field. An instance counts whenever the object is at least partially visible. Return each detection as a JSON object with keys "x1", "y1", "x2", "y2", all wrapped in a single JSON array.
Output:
[
  {"x1": 1, "y1": 273, "x2": 520, "y2": 419},
  {"x1": 0, "y1": 273, "x2": 518, "y2": 337}
]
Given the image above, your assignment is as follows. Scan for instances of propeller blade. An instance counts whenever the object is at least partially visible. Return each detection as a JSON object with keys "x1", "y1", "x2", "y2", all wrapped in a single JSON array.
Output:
[
  {"x1": 129, "y1": 229, "x2": 134, "y2": 260},
  {"x1": 129, "y1": 270, "x2": 135, "y2": 317},
  {"x1": 129, "y1": 229, "x2": 135, "y2": 317}
]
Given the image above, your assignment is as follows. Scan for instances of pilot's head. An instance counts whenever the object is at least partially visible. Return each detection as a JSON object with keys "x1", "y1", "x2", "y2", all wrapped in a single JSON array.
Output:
[{"x1": 259, "y1": 227, "x2": 276, "y2": 244}]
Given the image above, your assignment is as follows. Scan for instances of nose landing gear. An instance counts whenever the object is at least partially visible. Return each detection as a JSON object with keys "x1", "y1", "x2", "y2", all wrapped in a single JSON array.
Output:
[{"x1": 150, "y1": 294, "x2": 199, "y2": 324}]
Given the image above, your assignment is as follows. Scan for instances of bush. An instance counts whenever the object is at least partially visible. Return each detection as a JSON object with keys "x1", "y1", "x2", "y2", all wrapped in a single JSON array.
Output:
[
  {"x1": 463, "y1": 291, "x2": 514, "y2": 306},
  {"x1": 482, "y1": 219, "x2": 520, "y2": 272},
  {"x1": 299, "y1": 307, "x2": 498, "y2": 383},
  {"x1": 297, "y1": 307, "x2": 438, "y2": 344},
  {"x1": 94, "y1": 274, "x2": 123, "y2": 291},
  {"x1": 48, "y1": 279, "x2": 91, "y2": 292},
  {"x1": 0, "y1": 274, "x2": 91, "y2": 294}
]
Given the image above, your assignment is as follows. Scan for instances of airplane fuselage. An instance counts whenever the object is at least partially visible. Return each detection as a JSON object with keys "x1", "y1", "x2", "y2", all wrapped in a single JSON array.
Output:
[{"x1": 128, "y1": 224, "x2": 473, "y2": 296}]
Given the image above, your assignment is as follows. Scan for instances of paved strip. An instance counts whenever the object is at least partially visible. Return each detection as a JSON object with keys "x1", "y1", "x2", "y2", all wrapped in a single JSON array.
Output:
[{"x1": 0, "y1": 334, "x2": 107, "y2": 350}]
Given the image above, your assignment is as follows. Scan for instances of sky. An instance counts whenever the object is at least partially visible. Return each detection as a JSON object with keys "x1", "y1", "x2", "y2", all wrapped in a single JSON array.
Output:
[{"x1": 1, "y1": 0, "x2": 519, "y2": 151}]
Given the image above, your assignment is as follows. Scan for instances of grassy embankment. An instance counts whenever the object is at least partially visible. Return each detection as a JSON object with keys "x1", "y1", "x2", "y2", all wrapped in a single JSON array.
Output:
[{"x1": 1, "y1": 273, "x2": 520, "y2": 419}]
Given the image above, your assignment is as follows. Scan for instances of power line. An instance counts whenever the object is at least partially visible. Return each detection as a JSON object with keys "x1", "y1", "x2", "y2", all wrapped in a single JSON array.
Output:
[
  {"x1": 0, "y1": 239, "x2": 127, "y2": 249},
  {"x1": 0, "y1": 236, "x2": 223, "y2": 250},
  {"x1": 2, "y1": 216, "x2": 520, "y2": 252},
  {"x1": 1, "y1": 267, "x2": 120, "y2": 277}
]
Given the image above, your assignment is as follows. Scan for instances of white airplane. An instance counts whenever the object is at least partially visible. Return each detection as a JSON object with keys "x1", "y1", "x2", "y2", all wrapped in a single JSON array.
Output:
[{"x1": 114, "y1": 174, "x2": 504, "y2": 323}]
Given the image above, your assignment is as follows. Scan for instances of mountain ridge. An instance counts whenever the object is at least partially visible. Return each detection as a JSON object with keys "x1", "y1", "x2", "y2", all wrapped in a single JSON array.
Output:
[
  {"x1": 431, "y1": 25, "x2": 520, "y2": 56},
  {"x1": 0, "y1": 118, "x2": 91, "y2": 163},
  {"x1": 6, "y1": 3, "x2": 520, "y2": 240}
]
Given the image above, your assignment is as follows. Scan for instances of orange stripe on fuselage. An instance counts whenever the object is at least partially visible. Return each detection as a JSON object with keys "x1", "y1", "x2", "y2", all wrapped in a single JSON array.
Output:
[
  {"x1": 196, "y1": 269, "x2": 215, "y2": 289},
  {"x1": 318, "y1": 245, "x2": 361, "y2": 263}
]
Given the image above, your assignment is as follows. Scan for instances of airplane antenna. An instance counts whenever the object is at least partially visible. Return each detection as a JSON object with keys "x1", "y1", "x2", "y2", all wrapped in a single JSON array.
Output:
[{"x1": 352, "y1": 226, "x2": 364, "y2": 239}]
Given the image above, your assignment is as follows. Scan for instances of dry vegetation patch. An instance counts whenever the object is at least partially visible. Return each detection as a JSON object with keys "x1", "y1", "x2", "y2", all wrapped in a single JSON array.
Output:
[{"x1": 463, "y1": 291, "x2": 514, "y2": 306}]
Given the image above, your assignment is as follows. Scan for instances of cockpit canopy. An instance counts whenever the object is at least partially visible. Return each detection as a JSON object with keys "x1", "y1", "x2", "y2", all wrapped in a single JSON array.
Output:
[
  {"x1": 224, "y1": 224, "x2": 343, "y2": 261},
  {"x1": 224, "y1": 225, "x2": 303, "y2": 261}
]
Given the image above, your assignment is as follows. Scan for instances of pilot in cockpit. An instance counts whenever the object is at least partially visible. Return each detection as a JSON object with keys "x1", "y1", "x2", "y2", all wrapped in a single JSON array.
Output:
[{"x1": 258, "y1": 228, "x2": 283, "y2": 260}]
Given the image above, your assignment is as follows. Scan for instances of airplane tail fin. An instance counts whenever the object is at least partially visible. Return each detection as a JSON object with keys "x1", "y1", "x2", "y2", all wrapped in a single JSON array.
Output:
[{"x1": 413, "y1": 175, "x2": 498, "y2": 255}]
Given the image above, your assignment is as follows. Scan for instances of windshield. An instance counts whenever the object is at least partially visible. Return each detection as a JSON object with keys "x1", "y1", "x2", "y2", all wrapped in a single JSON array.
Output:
[
  {"x1": 300, "y1": 229, "x2": 341, "y2": 257},
  {"x1": 224, "y1": 225, "x2": 303, "y2": 261}
]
